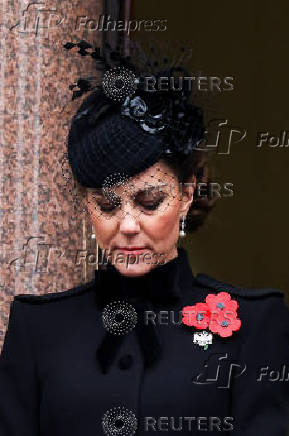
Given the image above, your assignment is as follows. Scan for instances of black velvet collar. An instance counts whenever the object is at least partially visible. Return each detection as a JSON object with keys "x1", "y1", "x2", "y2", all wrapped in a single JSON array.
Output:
[
  {"x1": 94, "y1": 247, "x2": 188, "y2": 306},
  {"x1": 94, "y1": 247, "x2": 188, "y2": 374}
]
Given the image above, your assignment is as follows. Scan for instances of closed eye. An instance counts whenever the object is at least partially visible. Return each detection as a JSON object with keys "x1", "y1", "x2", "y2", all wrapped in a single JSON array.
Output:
[
  {"x1": 89, "y1": 186, "x2": 167, "y2": 213},
  {"x1": 135, "y1": 198, "x2": 164, "y2": 211}
]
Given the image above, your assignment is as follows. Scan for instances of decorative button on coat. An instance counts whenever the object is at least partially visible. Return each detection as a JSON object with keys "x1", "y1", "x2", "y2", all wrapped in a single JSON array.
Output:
[{"x1": 118, "y1": 354, "x2": 134, "y2": 370}]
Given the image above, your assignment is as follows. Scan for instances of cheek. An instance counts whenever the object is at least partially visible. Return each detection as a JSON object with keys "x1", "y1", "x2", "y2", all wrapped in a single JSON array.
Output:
[
  {"x1": 144, "y1": 201, "x2": 180, "y2": 240},
  {"x1": 90, "y1": 214, "x2": 117, "y2": 245}
]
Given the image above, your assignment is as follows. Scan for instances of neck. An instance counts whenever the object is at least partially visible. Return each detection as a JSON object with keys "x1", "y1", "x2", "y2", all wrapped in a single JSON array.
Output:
[
  {"x1": 94, "y1": 246, "x2": 192, "y2": 306},
  {"x1": 104, "y1": 246, "x2": 183, "y2": 284},
  {"x1": 99, "y1": 245, "x2": 179, "y2": 277}
]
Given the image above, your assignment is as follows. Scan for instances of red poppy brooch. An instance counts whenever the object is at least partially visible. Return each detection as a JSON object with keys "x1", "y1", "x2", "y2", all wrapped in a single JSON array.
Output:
[{"x1": 182, "y1": 291, "x2": 241, "y2": 350}]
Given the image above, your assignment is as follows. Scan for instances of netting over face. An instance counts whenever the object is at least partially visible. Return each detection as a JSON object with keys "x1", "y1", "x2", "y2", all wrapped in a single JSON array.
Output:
[
  {"x1": 60, "y1": 150, "x2": 218, "y2": 235},
  {"x1": 61, "y1": 155, "x2": 182, "y2": 217},
  {"x1": 85, "y1": 163, "x2": 181, "y2": 222}
]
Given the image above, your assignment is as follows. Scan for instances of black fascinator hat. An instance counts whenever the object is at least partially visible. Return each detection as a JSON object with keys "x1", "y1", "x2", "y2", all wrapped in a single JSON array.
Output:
[
  {"x1": 64, "y1": 40, "x2": 206, "y2": 189},
  {"x1": 67, "y1": 90, "x2": 165, "y2": 188}
]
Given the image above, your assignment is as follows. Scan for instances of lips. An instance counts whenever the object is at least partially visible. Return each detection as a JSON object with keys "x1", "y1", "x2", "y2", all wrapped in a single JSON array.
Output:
[
  {"x1": 117, "y1": 246, "x2": 147, "y2": 250},
  {"x1": 115, "y1": 246, "x2": 151, "y2": 255}
]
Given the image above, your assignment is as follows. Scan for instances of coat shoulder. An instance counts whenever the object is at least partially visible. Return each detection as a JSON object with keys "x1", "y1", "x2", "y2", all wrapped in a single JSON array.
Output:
[
  {"x1": 14, "y1": 280, "x2": 95, "y2": 304},
  {"x1": 195, "y1": 273, "x2": 285, "y2": 299}
]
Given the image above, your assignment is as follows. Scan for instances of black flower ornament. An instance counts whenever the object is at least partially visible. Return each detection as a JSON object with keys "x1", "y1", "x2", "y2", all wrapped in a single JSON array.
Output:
[
  {"x1": 125, "y1": 96, "x2": 147, "y2": 117},
  {"x1": 167, "y1": 103, "x2": 205, "y2": 154},
  {"x1": 121, "y1": 95, "x2": 167, "y2": 134}
]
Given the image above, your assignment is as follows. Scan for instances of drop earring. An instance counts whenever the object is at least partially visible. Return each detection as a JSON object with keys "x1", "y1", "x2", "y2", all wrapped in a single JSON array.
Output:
[
  {"x1": 91, "y1": 225, "x2": 96, "y2": 240},
  {"x1": 179, "y1": 215, "x2": 186, "y2": 238}
]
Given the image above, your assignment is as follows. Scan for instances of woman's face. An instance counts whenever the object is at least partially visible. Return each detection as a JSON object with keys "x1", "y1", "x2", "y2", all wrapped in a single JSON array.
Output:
[{"x1": 85, "y1": 160, "x2": 195, "y2": 277}]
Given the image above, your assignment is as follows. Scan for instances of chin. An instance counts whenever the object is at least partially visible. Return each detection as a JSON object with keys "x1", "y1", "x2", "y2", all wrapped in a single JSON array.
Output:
[{"x1": 115, "y1": 259, "x2": 155, "y2": 277}]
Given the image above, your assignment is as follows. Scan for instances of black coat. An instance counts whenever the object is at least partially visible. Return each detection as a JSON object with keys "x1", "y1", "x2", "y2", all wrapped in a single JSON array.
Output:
[{"x1": 0, "y1": 247, "x2": 289, "y2": 436}]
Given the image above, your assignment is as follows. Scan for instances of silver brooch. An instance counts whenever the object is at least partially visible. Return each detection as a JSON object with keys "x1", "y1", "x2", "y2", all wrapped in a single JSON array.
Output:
[{"x1": 193, "y1": 330, "x2": 213, "y2": 350}]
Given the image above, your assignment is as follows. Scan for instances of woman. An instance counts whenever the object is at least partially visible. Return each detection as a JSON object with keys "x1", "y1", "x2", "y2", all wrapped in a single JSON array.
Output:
[{"x1": 0, "y1": 43, "x2": 288, "y2": 436}]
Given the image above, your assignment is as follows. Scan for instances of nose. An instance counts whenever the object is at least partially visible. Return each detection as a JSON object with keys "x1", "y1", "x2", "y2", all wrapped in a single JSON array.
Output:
[{"x1": 119, "y1": 211, "x2": 140, "y2": 234}]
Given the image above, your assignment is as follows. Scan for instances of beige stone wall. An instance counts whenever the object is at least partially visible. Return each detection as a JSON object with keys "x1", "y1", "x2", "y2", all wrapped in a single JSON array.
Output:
[{"x1": 0, "y1": 0, "x2": 103, "y2": 348}]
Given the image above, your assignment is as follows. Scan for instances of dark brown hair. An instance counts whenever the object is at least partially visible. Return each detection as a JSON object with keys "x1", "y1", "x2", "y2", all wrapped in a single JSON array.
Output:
[{"x1": 160, "y1": 151, "x2": 217, "y2": 233}]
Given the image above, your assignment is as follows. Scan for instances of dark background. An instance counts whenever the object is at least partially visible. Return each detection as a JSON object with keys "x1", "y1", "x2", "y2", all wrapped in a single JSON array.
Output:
[{"x1": 129, "y1": 0, "x2": 289, "y2": 298}]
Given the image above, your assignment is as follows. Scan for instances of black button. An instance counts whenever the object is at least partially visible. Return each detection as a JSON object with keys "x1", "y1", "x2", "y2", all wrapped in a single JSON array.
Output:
[{"x1": 118, "y1": 354, "x2": 133, "y2": 370}]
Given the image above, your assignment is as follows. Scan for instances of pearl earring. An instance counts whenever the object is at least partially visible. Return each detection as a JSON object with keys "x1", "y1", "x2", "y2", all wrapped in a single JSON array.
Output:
[
  {"x1": 91, "y1": 225, "x2": 96, "y2": 240},
  {"x1": 179, "y1": 216, "x2": 186, "y2": 237}
]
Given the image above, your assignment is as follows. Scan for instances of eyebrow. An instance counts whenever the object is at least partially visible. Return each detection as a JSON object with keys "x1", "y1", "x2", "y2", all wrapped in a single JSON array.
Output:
[{"x1": 88, "y1": 185, "x2": 168, "y2": 197}]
